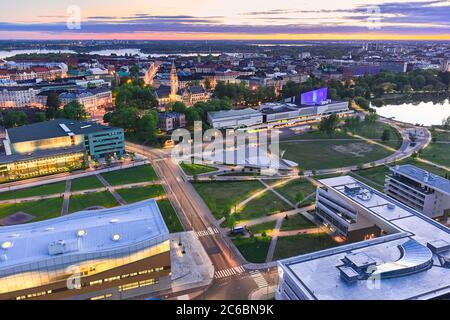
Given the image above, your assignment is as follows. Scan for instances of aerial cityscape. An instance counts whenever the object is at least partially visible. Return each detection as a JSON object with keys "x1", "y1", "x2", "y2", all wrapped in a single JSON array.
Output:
[{"x1": 0, "y1": 0, "x2": 450, "y2": 308}]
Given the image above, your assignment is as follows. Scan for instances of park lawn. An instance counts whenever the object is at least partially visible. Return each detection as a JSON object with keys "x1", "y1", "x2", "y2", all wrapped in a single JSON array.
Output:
[
  {"x1": 0, "y1": 181, "x2": 66, "y2": 201},
  {"x1": 117, "y1": 185, "x2": 165, "y2": 204},
  {"x1": 274, "y1": 178, "x2": 316, "y2": 204},
  {"x1": 350, "y1": 121, "x2": 402, "y2": 149},
  {"x1": 273, "y1": 233, "x2": 339, "y2": 260},
  {"x1": 419, "y1": 143, "x2": 450, "y2": 167},
  {"x1": 434, "y1": 130, "x2": 450, "y2": 141},
  {"x1": 157, "y1": 199, "x2": 184, "y2": 233},
  {"x1": 232, "y1": 236, "x2": 272, "y2": 263},
  {"x1": 247, "y1": 221, "x2": 277, "y2": 235},
  {"x1": 70, "y1": 176, "x2": 104, "y2": 192},
  {"x1": 101, "y1": 165, "x2": 158, "y2": 186},
  {"x1": 237, "y1": 191, "x2": 292, "y2": 221},
  {"x1": 68, "y1": 191, "x2": 119, "y2": 213},
  {"x1": 282, "y1": 129, "x2": 353, "y2": 141},
  {"x1": 179, "y1": 162, "x2": 217, "y2": 176},
  {"x1": 280, "y1": 213, "x2": 316, "y2": 231},
  {"x1": 350, "y1": 165, "x2": 390, "y2": 191},
  {"x1": 192, "y1": 181, "x2": 265, "y2": 219},
  {"x1": 0, "y1": 197, "x2": 63, "y2": 222},
  {"x1": 279, "y1": 140, "x2": 393, "y2": 170}
]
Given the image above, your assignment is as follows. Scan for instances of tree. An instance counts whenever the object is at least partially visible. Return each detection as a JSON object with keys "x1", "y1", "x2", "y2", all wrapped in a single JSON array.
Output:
[
  {"x1": 45, "y1": 91, "x2": 61, "y2": 119},
  {"x1": 226, "y1": 214, "x2": 236, "y2": 230},
  {"x1": 34, "y1": 112, "x2": 46, "y2": 123},
  {"x1": 4, "y1": 111, "x2": 27, "y2": 128},
  {"x1": 204, "y1": 78, "x2": 212, "y2": 90},
  {"x1": 381, "y1": 128, "x2": 391, "y2": 142},
  {"x1": 364, "y1": 112, "x2": 379, "y2": 125},
  {"x1": 170, "y1": 101, "x2": 187, "y2": 114},
  {"x1": 57, "y1": 101, "x2": 88, "y2": 120},
  {"x1": 137, "y1": 110, "x2": 158, "y2": 143},
  {"x1": 319, "y1": 114, "x2": 339, "y2": 136},
  {"x1": 442, "y1": 116, "x2": 450, "y2": 130},
  {"x1": 354, "y1": 96, "x2": 370, "y2": 110}
]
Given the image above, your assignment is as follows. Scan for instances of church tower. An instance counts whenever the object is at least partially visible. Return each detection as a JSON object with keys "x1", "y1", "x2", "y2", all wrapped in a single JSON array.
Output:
[{"x1": 169, "y1": 61, "x2": 179, "y2": 102}]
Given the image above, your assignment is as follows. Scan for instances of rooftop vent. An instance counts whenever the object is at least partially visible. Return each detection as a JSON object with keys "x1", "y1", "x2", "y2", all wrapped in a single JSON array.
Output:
[
  {"x1": 387, "y1": 203, "x2": 396, "y2": 210},
  {"x1": 48, "y1": 239, "x2": 79, "y2": 256},
  {"x1": 1, "y1": 241, "x2": 13, "y2": 249},
  {"x1": 112, "y1": 234, "x2": 121, "y2": 241}
]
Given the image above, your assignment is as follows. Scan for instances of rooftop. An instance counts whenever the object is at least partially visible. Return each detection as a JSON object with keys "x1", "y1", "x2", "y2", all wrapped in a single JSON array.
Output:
[
  {"x1": 390, "y1": 164, "x2": 450, "y2": 195},
  {"x1": 278, "y1": 175, "x2": 450, "y2": 300},
  {"x1": 208, "y1": 108, "x2": 262, "y2": 120},
  {"x1": 6, "y1": 119, "x2": 119, "y2": 144},
  {"x1": 0, "y1": 199, "x2": 169, "y2": 272}
]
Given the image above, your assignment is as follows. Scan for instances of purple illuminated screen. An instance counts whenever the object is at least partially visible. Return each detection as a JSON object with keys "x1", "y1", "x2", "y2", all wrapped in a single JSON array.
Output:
[{"x1": 300, "y1": 88, "x2": 328, "y2": 105}]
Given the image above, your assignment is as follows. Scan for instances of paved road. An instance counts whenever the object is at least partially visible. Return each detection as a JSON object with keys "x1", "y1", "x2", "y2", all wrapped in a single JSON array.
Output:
[{"x1": 126, "y1": 142, "x2": 267, "y2": 300}]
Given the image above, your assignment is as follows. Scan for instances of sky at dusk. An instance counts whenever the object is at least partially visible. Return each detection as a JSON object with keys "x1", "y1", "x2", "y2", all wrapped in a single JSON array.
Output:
[{"x1": 1, "y1": 0, "x2": 450, "y2": 40}]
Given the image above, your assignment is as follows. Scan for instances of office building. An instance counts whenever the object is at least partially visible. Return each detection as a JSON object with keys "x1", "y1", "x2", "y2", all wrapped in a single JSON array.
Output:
[
  {"x1": 385, "y1": 164, "x2": 450, "y2": 219},
  {"x1": 277, "y1": 175, "x2": 450, "y2": 300},
  {"x1": 0, "y1": 199, "x2": 171, "y2": 300}
]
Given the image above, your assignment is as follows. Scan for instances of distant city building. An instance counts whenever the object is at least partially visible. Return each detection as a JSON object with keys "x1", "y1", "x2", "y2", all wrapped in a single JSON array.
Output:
[
  {"x1": 277, "y1": 175, "x2": 450, "y2": 300},
  {"x1": 158, "y1": 112, "x2": 186, "y2": 132},
  {"x1": 385, "y1": 165, "x2": 450, "y2": 220},
  {"x1": 380, "y1": 60, "x2": 408, "y2": 73},
  {"x1": 0, "y1": 199, "x2": 171, "y2": 300},
  {"x1": 0, "y1": 119, "x2": 124, "y2": 183},
  {"x1": 59, "y1": 87, "x2": 113, "y2": 119},
  {"x1": 0, "y1": 86, "x2": 47, "y2": 108}
]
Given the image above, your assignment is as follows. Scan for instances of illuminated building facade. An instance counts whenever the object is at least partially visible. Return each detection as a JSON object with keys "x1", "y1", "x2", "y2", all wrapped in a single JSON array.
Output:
[{"x1": 0, "y1": 199, "x2": 171, "y2": 300}]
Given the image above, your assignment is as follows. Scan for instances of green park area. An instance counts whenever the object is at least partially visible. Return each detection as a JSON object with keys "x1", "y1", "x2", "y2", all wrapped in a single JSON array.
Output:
[
  {"x1": 280, "y1": 213, "x2": 316, "y2": 231},
  {"x1": 117, "y1": 185, "x2": 165, "y2": 204},
  {"x1": 157, "y1": 199, "x2": 184, "y2": 233},
  {"x1": 237, "y1": 191, "x2": 292, "y2": 221},
  {"x1": 273, "y1": 178, "x2": 316, "y2": 205},
  {"x1": 0, "y1": 198, "x2": 63, "y2": 223},
  {"x1": 192, "y1": 180, "x2": 265, "y2": 219},
  {"x1": 349, "y1": 121, "x2": 402, "y2": 149},
  {"x1": 101, "y1": 165, "x2": 158, "y2": 186},
  {"x1": 273, "y1": 233, "x2": 339, "y2": 260},
  {"x1": 280, "y1": 140, "x2": 393, "y2": 171},
  {"x1": 247, "y1": 221, "x2": 277, "y2": 235},
  {"x1": 179, "y1": 162, "x2": 217, "y2": 176},
  {"x1": 68, "y1": 191, "x2": 119, "y2": 213},
  {"x1": 0, "y1": 181, "x2": 66, "y2": 201},
  {"x1": 419, "y1": 143, "x2": 450, "y2": 167},
  {"x1": 70, "y1": 175, "x2": 104, "y2": 192},
  {"x1": 232, "y1": 236, "x2": 272, "y2": 263}
]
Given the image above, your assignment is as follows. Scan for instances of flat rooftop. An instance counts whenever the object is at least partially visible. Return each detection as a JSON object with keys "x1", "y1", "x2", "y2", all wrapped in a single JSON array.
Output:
[
  {"x1": 208, "y1": 108, "x2": 262, "y2": 120},
  {"x1": 0, "y1": 199, "x2": 169, "y2": 272},
  {"x1": 390, "y1": 164, "x2": 450, "y2": 195},
  {"x1": 279, "y1": 175, "x2": 450, "y2": 300},
  {"x1": 6, "y1": 119, "x2": 119, "y2": 144}
]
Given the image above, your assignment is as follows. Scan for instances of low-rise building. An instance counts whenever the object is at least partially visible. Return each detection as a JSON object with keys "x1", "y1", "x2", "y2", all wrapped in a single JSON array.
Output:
[
  {"x1": 385, "y1": 164, "x2": 450, "y2": 219},
  {"x1": 59, "y1": 87, "x2": 113, "y2": 119},
  {"x1": 158, "y1": 112, "x2": 186, "y2": 132},
  {"x1": 207, "y1": 108, "x2": 264, "y2": 129}
]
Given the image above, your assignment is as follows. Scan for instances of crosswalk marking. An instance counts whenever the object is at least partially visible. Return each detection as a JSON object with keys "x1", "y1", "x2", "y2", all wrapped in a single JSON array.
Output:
[
  {"x1": 214, "y1": 266, "x2": 246, "y2": 279},
  {"x1": 250, "y1": 271, "x2": 268, "y2": 289},
  {"x1": 195, "y1": 227, "x2": 219, "y2": 239}
]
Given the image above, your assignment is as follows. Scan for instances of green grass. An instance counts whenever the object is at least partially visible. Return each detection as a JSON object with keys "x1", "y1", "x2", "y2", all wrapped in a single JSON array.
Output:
[
  {"x1": 70, "y1": 176, "x2": 103, "y2": 192},
  {"x1": 280, "y1": 213, "x2": 316, "y2": 231},
  {"x1": 101, "y1": 165, "x2": 158, "y2": 186},
  {"x1": 232, "y1": 236, "x2": 272, "y2": 263},
  {"x1": 117, "y1": 185, "x2": 165, "y2": 204},
  {"x1": 180, "y1": 162, "x2": 217, "y2": 176},
  {"x1": 0, "y1": 182, "x2": 66, "y2": 201},
  {"x1": 192, "y1": 181, "x2": 265, "y2": 219},
  {"x1": 0, "y1": 197, "x2": 63, "y2": 223},
  {"x1": 433, "y1": 130, "x2": 450, "y2": 141},
  {"x1": 282, "y1": 129, "x2": 352, "y2": 141},
  {"x1": 68, "y1": 191, "x2": 119, "y2": 213},
  {"x1": 273, "y1": 233, "x2": 339, "y2": 260},
  {"x1": 279, "y1": 140, "x2": 393, "y2": 170},
  {"x1": 349, "y1": 121, "x2": 402, "y2": 149},
  {"x1": 274, "y1": 178, "x2": 316, "y2": 204},
  {"x1": 419, "y1": 143, "x2": 450, "y2": 167},
  {"x1": 157, "y1": 199, "x2": 184, "y2": 233},
  {"x1": 247, "y1": 221, "x2": 277, "y2": 234},
  {"x1": 350, "y1": 165, "x2": 390, "y2": 191},
  {"x1": 237, "y1": 191, "x2": 292, "y2": 221}
]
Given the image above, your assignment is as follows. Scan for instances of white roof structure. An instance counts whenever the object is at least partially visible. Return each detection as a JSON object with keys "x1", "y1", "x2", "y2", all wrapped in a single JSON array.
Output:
[
  {"x1": 390, "y1": 164, "x2": 450, "y2": 195},
  {"x1": 278, "y1": 176, "x2": 450, "y2": 300},
  {"x1": 0, "y1": 199, "x2": 169, "y2": 274}
]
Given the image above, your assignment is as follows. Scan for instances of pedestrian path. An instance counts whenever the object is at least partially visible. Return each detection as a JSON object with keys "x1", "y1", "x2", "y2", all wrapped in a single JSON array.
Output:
[
  {"x1": 60, "y1": 179, "x2": 72, "y2": 216},
  {"x1": 195, "y1": 227, "x2": 220, "y2": 239},
  {"x1": 214, "y1": 266, "x2": 246, "y2": 279},
  {"x1": 249, "y1": 271, "x2": 268, "y2": 289},
  {"x1": 96, "y1": 174, "x2": 127, "y2": 205}
]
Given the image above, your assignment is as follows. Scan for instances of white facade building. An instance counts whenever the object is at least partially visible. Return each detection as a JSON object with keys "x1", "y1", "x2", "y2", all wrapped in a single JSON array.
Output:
[{"x1": 207, "y1": 108, "x2": 263, "y2": 129}]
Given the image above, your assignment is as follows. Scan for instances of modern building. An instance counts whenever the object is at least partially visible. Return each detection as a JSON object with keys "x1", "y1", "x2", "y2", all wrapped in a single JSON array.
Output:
[
  {"x1": 277, "y1": 175, "x2": 450, "y2": 300},
  {"x1": 0, "y1": 119, "x2": 124, "y2": 183},
  {"x1": 207, "y1": 108, "x2": 264, "y2": 129},
  {"x1": 0, "y1": 199, "x2": 171, "y2": 300},
  {"x1": 158, "y1": 112, "x2": 186, "y2": 132},
  {"x1": 385, "y1": 164, "x2": 450, "y2": 220}
]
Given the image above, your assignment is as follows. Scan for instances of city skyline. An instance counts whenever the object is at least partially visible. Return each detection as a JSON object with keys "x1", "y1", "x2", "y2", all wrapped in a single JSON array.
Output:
[{"x1": 1, "y1": 0, "x2": 450, "y2": 40}]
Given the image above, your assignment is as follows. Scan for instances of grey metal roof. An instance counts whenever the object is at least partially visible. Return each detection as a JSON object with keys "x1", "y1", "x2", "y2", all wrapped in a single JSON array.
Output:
[
  {"x1": 390, "y1": 164, "x2": 450, "y2": 195},
  {"x1": 208, "y1": 108, "x2": 262, "y2": 120},
  {"x1": 0, "y1": 145, "x2": 85, "y2": 164},
  {"x1": 6, "y1": 119, "x2": 119, "y2": 144}
]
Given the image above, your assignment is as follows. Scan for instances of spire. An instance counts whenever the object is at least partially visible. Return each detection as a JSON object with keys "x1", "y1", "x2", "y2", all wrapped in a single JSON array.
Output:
[{"x1": 169, "y1": 60, "x2": 178, "y2": 102}]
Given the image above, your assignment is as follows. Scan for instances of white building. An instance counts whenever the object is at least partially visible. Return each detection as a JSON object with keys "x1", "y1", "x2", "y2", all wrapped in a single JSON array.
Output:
[
  {"x1": 385, "y1": 164, "x2": 450, "y2": 219},
  {"x1": 0, "y1": 86, "x2": 46, "y2": 108},
  {"x1": 277, "y1": 175, "x2": 450, "y2": 300},
  {"x1": 207, "y1": 108, "x2": 263, "y2": 129}
]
